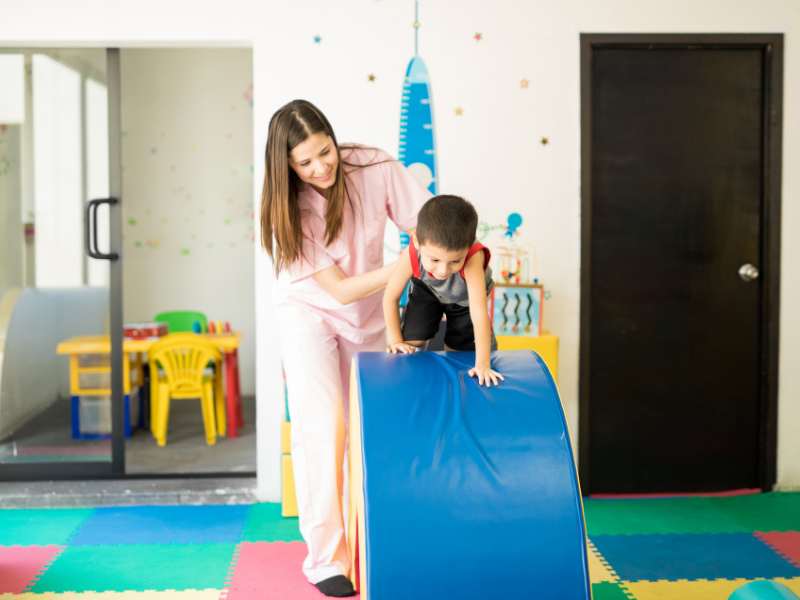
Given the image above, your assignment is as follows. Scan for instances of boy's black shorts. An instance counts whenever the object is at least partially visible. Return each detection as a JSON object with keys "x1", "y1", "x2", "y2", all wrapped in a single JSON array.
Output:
[{"x1": 401, "y1": 278, "x2": 496, "y2": 352}]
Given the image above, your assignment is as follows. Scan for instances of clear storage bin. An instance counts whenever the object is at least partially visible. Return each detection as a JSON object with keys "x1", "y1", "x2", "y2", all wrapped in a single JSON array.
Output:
[
  {"x1": 79, "y1": 395, "x2": 112, "y2": 434},
  {"x1": 78, "y1": 371, "x2": 111, "y2": 390},
  {"x1": 77, "y1": 354, "x2": 110, "y2": 368},
  {"x1": 77, "y1": 391, "x2": 140, "y2": 435}
]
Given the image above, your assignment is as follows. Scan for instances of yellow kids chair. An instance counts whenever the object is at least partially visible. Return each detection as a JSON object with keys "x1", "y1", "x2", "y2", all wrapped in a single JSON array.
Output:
[{"x1": 148, "y1": 333, "x2": 225, "y2": 447}]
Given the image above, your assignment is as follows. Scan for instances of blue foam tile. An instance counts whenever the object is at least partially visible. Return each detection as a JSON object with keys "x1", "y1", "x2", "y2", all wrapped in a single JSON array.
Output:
[
  {"x1": 591, "y1": 533, "x2": 800, "y2": 581},
  {"x1": 69, "y1": 505, "x2": 249, "y2": 545}
]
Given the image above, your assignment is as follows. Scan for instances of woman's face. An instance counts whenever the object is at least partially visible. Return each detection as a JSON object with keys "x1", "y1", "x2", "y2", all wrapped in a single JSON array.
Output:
[{"x1": 288, "y1": 132, "x2": 339, "y2": 190}]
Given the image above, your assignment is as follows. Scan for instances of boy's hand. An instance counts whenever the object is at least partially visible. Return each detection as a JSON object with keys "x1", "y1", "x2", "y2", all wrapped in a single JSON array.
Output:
[
  {"x1": 387, "y1": 341, "x2": 418, "y2": 354},
  {"x1": 469, "y1": 365, "x2": 504, "y2": 387}
]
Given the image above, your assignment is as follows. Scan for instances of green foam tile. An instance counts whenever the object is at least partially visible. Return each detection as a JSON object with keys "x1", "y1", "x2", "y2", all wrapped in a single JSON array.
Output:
[
  {"x1": 31, "y1": 543, "x2": 236, "y2": 592},
  {"x1": 585, "y1": 493, "x2": 800, "y2": 536},
  {"x1": 719, "y1": 492, "x2": 800, "y2": 531},
  {"x1": 242, "y1": 503, "x2": 302, "y2": 542},
  {"x1": 592, "y1": 582, "x2": 633, "y2": 600},
  {"x1": 585, "y1": 497, "x2": 742, "y2": 535},
  {"x1": 0, "y1": 508, "x2": 93, "y2": 545}
]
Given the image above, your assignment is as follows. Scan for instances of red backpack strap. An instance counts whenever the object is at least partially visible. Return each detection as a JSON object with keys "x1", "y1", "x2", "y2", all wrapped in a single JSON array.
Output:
[
  {"x1": 459, "y1": 242, "x2": 490, "y2": 278},
  {"x1": 408, "y1": 237, "x2": 422, "y2": 278}
]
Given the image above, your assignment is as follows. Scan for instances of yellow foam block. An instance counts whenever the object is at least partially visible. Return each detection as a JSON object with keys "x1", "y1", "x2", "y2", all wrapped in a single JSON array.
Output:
[
  {"x1": 587, "y1": 541, "x2": 618, "y2": 584},
  {"x1": 281, "y1": 419, "x2": 292, "y2": 454},
  {"x1": 347, "y1": 365, "x2": 368, "y2": 597},
  {"x1": 623, "y1": 578, "x2": 800, "y2": 600},
  {"x1": 496, "y1": 334, "x2": 559, "y2": 382},
  {"x1": 281, "y1": 454, "x2": 298, "y2": 517}
]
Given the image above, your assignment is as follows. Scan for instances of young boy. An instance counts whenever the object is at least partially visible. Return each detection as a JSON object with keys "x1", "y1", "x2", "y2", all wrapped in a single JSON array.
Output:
[{"x1": 383, "y1": 194, "x2": 503, "y2": 386}]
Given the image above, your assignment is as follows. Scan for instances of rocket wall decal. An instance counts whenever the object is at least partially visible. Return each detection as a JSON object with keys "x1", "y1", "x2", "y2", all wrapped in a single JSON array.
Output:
[{"x1": 398, "y1": 0, "x2": 438, "y2": 251}]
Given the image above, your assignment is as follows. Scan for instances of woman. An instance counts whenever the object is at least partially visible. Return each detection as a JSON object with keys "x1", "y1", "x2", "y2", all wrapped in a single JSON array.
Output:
[{"x1": 261, "y1": 99, "x2": 430, "y2": 597}]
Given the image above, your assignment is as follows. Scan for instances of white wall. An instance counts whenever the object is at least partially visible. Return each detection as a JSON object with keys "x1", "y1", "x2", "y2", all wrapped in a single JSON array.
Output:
[
  {"x1": 0, "y1": 125, "x2": 23, "y2": 295},
  {"x1": 32, "y1": 53, "x2": 84, "y2": 287},
  {"x1": 2, "y1": 49, "x2": 110, "y2": 291},
  {"x1": 120, "y1": 48, "x2": 255, "y2": 395},
  {"x1": 1, "y1": 0, "x2": 797, "y2": 499}
]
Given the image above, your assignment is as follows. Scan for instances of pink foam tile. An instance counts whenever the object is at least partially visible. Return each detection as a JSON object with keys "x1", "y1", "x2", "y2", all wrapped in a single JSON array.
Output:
[
  {"x1": 756, "y1": 532, "x2": 800, "y2": 567},
  {"x1": 0, "y1": 545, "x2": 63, "y2": 593},
  {"x1": 224, "y1": 542, "x2": 359, "y2": 600}
]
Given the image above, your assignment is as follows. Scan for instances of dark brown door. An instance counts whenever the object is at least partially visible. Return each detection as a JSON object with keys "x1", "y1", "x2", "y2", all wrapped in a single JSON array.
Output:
[{"x1": 580, "y1": 36, "x2": 782, "y2": 494}]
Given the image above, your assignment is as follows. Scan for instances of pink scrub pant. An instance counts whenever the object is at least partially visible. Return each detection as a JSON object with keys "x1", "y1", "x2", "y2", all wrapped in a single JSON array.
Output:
[{"x1": 276, "y1": 304, "x2": 384, "y2": 583}]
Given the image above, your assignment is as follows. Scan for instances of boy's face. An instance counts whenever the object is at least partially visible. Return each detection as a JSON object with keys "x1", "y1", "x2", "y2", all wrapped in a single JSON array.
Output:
[{"x1": 418, "y1": 243, "x2": 470, "y2": 280}]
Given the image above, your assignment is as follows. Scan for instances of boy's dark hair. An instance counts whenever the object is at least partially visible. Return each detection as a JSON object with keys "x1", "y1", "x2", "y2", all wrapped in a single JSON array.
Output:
[{"x1": 416, "y1": 194, "x2": 478, "y2": 251}]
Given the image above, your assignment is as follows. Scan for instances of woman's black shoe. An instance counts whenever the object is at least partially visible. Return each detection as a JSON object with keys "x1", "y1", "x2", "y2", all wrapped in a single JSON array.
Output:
[{"x1": 314, "y1": 575, "x2": 356, "y2": 597}]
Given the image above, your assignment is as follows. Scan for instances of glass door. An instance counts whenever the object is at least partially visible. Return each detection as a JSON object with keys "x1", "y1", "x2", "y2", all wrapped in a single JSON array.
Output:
[{"x1": 0, "y1": 48, "x2": 125, "y2": 479}]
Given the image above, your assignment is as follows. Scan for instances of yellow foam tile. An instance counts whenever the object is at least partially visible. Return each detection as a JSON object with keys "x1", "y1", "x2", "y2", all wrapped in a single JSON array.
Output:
[
  {"x1": 281, "y1": 454, "x2": 298, "y2": 517},
  {"x1": 588, "y1": 541, "x2": 618, "y2": 584},
  {"x1": 623, "y1": 579, "x2": 749, "y2": 600},
  {"x1": 777, "y1": 578, "x2": 800, "y2": 595},
  {"x1": 0, "y1": 591, "x2": 222, "y2": 599},
  {"x1": 622, "y1": 578, "x2": 800, "y2": 600},
  {"x1": 280, "y1": 420, "x2": 292, "y2": 454}
]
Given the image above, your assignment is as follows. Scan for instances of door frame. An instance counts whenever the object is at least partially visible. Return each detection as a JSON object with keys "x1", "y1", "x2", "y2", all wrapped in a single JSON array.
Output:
[
  {"x1": 0, "y1": 47, "x2": 124, "y2": 480},
  {"x1": 0, "y1": 45, "x2": 257, "y2": 482},
  {"x1": 578, "y1": 33, "x2": 783, "y2": 494},
  {"x1": 108, "y1": 47, "x2": 125, "y2": 476}
]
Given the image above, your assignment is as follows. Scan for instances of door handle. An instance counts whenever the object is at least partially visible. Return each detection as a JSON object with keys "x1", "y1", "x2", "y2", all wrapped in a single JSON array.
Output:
[
  {"x1": 85, "y1": 197, "x2": 119, "y2": 260},
  {"x1": 738, "y1": 263, "x2": 759, "y2": 282}
]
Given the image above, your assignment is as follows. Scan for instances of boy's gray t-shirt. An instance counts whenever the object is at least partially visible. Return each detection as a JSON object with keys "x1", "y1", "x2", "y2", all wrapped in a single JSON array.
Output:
[{"x1": 409, "y1": 241, "x2": 493, "y2": 307}]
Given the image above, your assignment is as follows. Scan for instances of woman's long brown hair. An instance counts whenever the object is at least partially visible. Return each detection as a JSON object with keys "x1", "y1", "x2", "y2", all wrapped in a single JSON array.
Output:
[{"x1": 261, "y1": 99, "x2": 386, "y2": 274}]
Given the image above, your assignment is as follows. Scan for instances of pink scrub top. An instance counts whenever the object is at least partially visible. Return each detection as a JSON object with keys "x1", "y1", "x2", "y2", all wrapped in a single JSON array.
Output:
[{"x1": 272, "y1": 146, "x2": 431, "y2": 343}]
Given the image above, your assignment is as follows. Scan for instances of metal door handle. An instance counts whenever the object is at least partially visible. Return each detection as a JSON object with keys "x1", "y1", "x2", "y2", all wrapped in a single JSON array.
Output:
[
  {"x1": 85, "y1": 197, "x2": 119, "y2": 260},
  {"x1": 738, "y1": 263, "x2": 759, "y2": 282}
]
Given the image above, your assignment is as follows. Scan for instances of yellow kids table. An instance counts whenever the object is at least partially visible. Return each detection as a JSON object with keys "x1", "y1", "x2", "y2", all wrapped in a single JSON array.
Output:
[{"x1": 56, "y1": 333, "x2": 241, "y2": 439}]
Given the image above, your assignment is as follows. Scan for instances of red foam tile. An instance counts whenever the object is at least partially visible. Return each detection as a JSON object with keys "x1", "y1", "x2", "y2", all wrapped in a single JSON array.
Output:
[
  {"x1": 756, "y1": 531, "x2": 800, "y2": 567},
  {"x1": 0, "y1": 545, "x2": 62, "y2": 593},
  {"x1": 224, "y1": 541, "x2": 359, "y2": 600}
]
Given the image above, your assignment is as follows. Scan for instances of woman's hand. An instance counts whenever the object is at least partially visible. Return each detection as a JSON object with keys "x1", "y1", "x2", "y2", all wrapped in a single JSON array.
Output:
[
  {"x1": 387, "y1": 341, "x2": 418, "y2": 354},
  {"x1": 469, "y1": 365, "x2": 504, "y2": 387}
]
